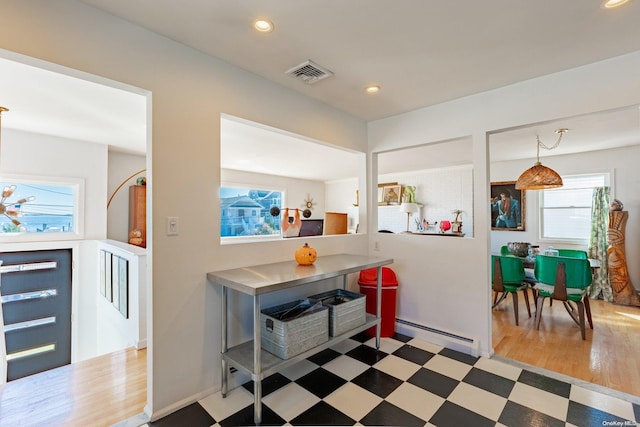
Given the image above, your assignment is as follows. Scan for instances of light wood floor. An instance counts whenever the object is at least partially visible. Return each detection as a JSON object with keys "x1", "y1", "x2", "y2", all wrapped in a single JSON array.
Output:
[
  {"x1": 0, "y1": 347, "x2": 146, "y2": 427},
  {"x1": 493, "y1": 294, "x2": 640, "y2": 397}
]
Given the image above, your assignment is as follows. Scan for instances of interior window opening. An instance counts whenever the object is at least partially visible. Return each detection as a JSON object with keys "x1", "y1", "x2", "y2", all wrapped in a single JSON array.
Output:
[{"x1": 220, "y1": 114, "x2": 364, "y2": 242}]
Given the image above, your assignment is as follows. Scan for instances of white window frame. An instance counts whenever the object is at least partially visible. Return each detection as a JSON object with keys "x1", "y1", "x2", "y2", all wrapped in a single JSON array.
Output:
[
  {"x1": 220, "y1": 182, "x2": 286, "y2": 245},
  {"x1": 538, "y1": 172, "x2": 611, "y2": 245},
  {"x1": 0, "y1": 174, "x2": 85, "y2": 243}
]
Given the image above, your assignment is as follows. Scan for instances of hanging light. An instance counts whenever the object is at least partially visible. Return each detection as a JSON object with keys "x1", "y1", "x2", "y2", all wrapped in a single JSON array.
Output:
[
  {"x1": 1, "y1": 185, "x2": 35, "y2": 226},
  {"x1": 515, "y1": 128, "x2": 567, "y2": 190},
  {"x1": 0, "y1": 106, "x2": 36, "y2": 229}
]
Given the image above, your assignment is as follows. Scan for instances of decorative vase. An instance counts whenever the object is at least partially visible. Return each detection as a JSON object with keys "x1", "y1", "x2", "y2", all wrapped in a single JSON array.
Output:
[
  {"x1": 507, "y1": 242, "x2": 530, "y2": 257},
  {"x1": 439, "y1": 220, "x2": 451, "y2": 233}
]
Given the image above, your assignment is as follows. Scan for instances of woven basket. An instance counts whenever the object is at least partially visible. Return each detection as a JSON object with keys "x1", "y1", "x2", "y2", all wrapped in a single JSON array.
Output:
[{"x1": 516, "y1": 163, "x2": 563, "y2": 190}]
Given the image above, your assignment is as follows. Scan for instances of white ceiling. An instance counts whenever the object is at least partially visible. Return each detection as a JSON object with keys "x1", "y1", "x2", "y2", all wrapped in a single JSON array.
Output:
[
  {"x1": 79, "y1": 0, "x2": 640, "y2": 122},
  {"x1": 1, "y1": 1, "x2": 640, "y2": 181},
  {"x1": 0, "y1": 56, "x2": 147, "y2": 155}
]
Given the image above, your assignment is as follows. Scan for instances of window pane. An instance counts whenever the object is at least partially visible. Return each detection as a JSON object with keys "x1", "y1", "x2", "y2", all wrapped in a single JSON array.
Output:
[
  {"x1": 220, "y1": 186, "x2": 282, "y2": 237},
  {"x1": 543, "y1": 188, "x2": 593, "y2": 208},
  {"x1": 542, "y1": 207, "x2": 591, "y2": 239},
  {"x1": 1, "y1": 181, "x2": 75, "y2": 234},
  {"x1": 540, "y1": 173, "x2": 608, "y2": 241},
  {"x1": 561, "y1": 175, "x2": 606, "y2": 189}
]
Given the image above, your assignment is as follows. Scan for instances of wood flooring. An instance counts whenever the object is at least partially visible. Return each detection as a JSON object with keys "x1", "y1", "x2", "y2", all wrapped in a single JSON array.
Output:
[
  {"x1": 0, "y1": 347, "x2": 146, "y2": 427},
  {"x1": 492, "y1": 294, "x2": 640, "y2": 397}
]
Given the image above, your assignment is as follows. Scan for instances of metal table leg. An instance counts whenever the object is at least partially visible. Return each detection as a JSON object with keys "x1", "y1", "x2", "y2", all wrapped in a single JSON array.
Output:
[
  {"x1": 221, "y1": 285, "x2": 228, "y2": 397},
  {"x1": 253, "y1": 294, "x2": 262, "y2": 424},
  {"x1": 376, "y1": 266, "x2": 382, "y2": 349}
]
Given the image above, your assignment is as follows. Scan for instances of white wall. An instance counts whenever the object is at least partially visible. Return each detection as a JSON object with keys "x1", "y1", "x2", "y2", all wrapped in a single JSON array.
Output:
[
  {"x1": 107, "y1": 151, "x2": 146, "y2": 244},
  {"x1": 376, "y1": 166, "x2": 474, "y2": 235},
  {"x1": 96, "y1": 240, "x2": 147, "y2": 354},
  {"x1": 325, "y1": 178, "x2": 359, "y2": 233},
  {"x1": 0, "y1": 1, "x2": 369, "y2": 419},
  {"x1": 0, "y1": 128, "x2": 108, "y2": 361},
  {"x1": 2, "y1": 129, "x2": 108, "y2": 239},
  {"x1": 368, "y1": 50, "x2": 640, "y2": 358}
]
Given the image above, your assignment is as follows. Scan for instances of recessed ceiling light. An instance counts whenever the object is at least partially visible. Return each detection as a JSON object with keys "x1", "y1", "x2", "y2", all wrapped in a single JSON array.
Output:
[
  {"x1": 254, "y1": 18, "x2": 274, "y2": 33},
  {"x1": 365, "y1": 85, "x2": 381, "y2": 94},
  {"x1": 602, "y1": 0, "x2": 631, "y2": 8}
]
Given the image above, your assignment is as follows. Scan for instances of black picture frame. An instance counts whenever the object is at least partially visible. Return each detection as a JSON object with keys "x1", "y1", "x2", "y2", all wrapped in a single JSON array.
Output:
[{"x1": 490, "y1": 181, "x2": 525, "y2": 231}]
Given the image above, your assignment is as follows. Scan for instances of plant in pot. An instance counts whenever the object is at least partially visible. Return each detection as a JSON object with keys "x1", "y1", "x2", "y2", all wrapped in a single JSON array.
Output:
[{"x1": 451, "y1": 209, "x2": 464, "y2": 233}]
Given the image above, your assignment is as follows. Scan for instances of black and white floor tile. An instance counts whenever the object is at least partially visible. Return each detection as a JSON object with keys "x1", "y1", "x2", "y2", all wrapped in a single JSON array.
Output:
[{"x1": 147, "y1": 332, "x2": 640, "y2": 426}]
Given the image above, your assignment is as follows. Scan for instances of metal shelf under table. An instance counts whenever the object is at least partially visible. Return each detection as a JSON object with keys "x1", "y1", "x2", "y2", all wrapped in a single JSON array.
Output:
[
  {"x1": 208, "y1": 254, "x2": 393, "y2": 425},
  {"x1": 223, "y1": 314, "x2": 378, "y2": 380}
]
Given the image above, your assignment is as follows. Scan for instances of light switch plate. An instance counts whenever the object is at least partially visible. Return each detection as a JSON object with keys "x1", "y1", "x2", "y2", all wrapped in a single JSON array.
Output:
[{"x1": 167, "y1": 216, "x2": 179, "y2": 236}]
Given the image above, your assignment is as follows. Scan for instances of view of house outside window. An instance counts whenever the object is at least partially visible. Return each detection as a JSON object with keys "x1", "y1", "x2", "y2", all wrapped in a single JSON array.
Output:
[
  {"x1": 540, "y1": 173, "x2": 608, "y2": 241},
  {"x1": 1, "y1": 181, "x2": 75, "y2": 234},
  {"x1": 220, "y1": 186, "x2": 282, "y2": 237}
]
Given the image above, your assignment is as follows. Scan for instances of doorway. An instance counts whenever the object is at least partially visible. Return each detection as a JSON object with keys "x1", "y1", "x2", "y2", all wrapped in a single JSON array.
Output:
[{"x1": 0, "y1": 51, "x2": 150, "y2": 409}]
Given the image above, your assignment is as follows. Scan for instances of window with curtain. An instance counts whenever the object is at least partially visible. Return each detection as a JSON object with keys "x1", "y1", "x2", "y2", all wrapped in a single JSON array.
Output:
[{"x1": 539, "y1": 173, "x2": 609, "y2": 242}]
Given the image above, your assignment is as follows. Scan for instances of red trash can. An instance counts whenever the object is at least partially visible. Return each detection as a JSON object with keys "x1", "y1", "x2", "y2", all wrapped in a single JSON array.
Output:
[{"x1": 358, "y1": 267, "x2": 398, "y2": 337}]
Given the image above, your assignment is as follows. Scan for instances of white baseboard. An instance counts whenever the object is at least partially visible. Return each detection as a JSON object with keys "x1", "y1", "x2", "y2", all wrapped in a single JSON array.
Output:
[{"x1": 395, "y1": 318, "x2": 480, "y2": 357}]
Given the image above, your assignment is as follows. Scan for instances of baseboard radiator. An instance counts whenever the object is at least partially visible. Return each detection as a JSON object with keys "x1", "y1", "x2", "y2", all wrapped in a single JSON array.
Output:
[{"x1": 395, "y1": 318, "x2": 479, "y2": 357}]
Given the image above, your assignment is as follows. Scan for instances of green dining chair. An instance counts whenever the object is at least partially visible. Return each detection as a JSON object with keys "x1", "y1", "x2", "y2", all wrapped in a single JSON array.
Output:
[
  {"x1": 491, "y1": 255, "x2": 531, "y2": 326},
  {"x1": 556, "y1": 249, "x2": 588, "y2": 259},
  {"x1": 533, "y1": 254, "x2": 593, "y2": 340}
]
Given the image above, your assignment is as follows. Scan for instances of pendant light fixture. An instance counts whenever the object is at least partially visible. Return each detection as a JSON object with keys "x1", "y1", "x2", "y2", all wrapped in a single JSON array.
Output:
[{"x1": 515, "y1": 128, "x2": 567, "y2": 190}]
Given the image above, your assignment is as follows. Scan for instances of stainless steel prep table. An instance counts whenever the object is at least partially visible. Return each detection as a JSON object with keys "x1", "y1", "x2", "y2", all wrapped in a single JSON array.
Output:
[{"x1": 207, "y1": 254, "x2": 393, "y2": 424}]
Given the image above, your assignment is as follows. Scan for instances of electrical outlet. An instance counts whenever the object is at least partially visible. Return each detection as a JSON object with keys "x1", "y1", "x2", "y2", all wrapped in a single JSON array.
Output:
[
  {"x1": 374, "y1": 240, "x2": 380, "y2": 251},
  {"x1": 167, "y1": 216, "x2": 179, "y2": 236}
]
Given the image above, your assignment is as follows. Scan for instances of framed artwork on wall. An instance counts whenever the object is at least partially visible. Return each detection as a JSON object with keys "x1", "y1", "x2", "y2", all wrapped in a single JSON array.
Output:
[
  {"x1": 382, "y1": 184, "x2": 402, "y2": 205},
  {"x1": 490, "y1": 181, "x2": 525, "y2": 231},
  {"x1": 377, "y1": 182, "x2": 398, "y2": 205}
]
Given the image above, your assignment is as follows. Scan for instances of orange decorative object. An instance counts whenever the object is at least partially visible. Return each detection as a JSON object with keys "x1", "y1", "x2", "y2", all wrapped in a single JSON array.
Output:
[{"x1": 295, "y1": 243, "x2": 317, "y2": 265}]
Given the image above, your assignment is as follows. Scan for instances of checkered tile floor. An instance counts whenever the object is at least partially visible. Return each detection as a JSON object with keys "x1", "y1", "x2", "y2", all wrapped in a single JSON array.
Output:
[{"x1": 147, "y1": 332, "x2": 640, "y2": 426}]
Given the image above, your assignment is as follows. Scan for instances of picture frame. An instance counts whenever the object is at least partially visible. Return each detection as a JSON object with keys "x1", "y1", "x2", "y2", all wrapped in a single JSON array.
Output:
[
  {"x1": 118, "y1": 256, "x2": 129, "y2": 318},
  {"x1": 382, "y1": 184, "x2": 402, "y2": 205},
  {"x1": 490, "y1": 181, "x2": 525, "y2": 231},
  {"x1": 377, "y1": 182, "x2": 397, "y2": 205}
]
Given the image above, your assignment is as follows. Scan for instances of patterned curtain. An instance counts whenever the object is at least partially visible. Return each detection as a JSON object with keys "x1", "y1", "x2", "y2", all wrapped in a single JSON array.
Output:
[{"x1": 588, "y1": 186, "x2": 611, "y2": 301}]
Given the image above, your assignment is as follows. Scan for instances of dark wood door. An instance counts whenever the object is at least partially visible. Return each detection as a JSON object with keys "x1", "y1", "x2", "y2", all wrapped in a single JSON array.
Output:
[{"x1": 0, "y1": 249, "x2": 72, "y2": 381}]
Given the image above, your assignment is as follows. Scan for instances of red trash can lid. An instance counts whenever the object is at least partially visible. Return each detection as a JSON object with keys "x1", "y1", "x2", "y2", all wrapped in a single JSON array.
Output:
[{"x1": 357, "y1": 267, "x2": 398, "y2": 286}]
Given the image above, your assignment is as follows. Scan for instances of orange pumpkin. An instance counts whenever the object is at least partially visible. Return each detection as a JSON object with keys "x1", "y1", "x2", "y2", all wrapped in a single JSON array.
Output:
[{"x1": 295, "y1": 243, "x2": 317, "y2": 265}]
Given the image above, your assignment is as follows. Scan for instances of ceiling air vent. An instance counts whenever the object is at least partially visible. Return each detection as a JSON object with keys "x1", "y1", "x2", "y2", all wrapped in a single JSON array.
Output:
[{"x1": 285, "y1": 60, "x2": 333, "y2": 84}]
